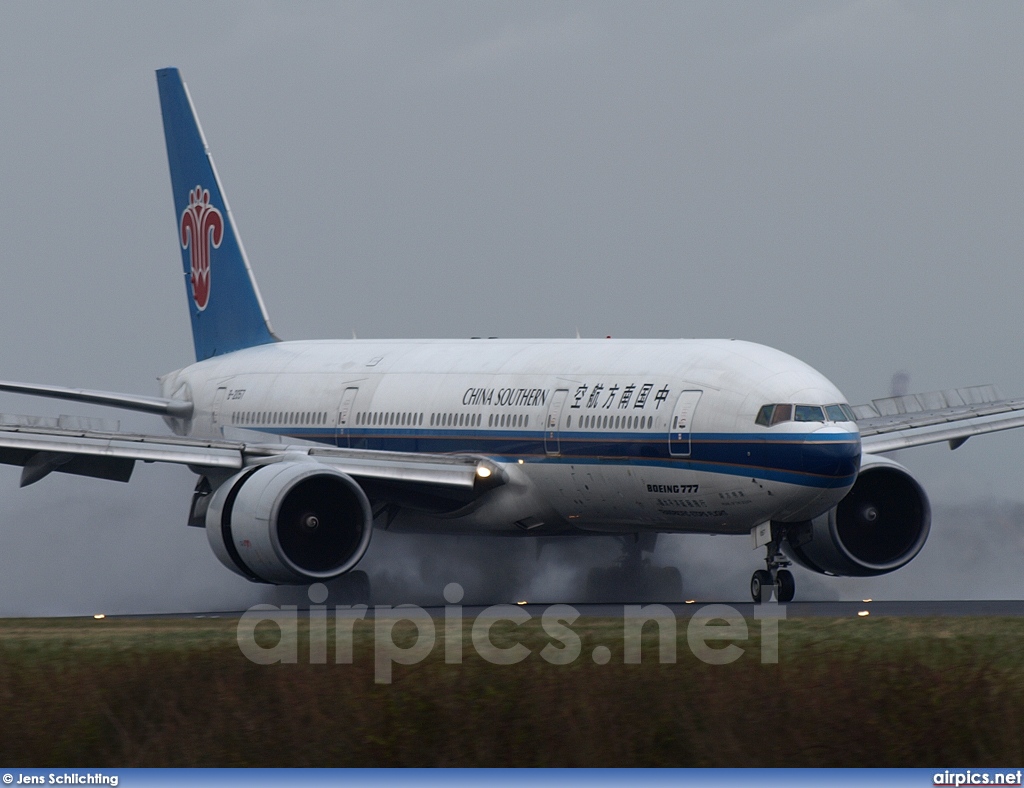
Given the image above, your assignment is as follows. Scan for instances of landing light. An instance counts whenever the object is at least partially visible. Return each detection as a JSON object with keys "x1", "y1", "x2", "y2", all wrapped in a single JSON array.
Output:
[
  {"x1": 857, "y1": 610, "x2": 870, "y2": 617},
  {"x1": 517, "y1": 601, "x2": 528, "y2": 606},
  {"x1": 685, "y1": 600, "x2": 696, "y2": 604},
  {"x1": 93, "y1": 614, "x2": 106, "y2": 620},
  {"x1": 862, "y1": 598, "x2": 873, "y2": 603},
  {"x1": 476, "y1": 466, "x2": 492, "y2": 479}
]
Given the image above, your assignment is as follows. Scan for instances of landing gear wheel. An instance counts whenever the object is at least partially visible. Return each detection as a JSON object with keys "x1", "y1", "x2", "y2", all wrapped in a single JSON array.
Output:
[
  {"x1": 750, "y1": 570, "x2": 773, "y2": 603},
  {"x1": 775, "y1": 569, "x2": 795, "y2": 603}
]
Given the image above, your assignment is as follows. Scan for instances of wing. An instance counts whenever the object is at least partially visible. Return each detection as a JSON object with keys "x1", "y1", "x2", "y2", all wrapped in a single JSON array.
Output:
[
  {"x1": 856, "y1": 384, "x2": 1024, "y2": 454},
  {"x1": 0, "y1": 416, "x2": 504, "y2": 500}
]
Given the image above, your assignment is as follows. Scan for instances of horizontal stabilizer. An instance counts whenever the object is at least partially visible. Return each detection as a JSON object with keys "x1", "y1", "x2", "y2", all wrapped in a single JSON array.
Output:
[{"x1": 0, "y1": 380, "x2": 193, "y2": 419}]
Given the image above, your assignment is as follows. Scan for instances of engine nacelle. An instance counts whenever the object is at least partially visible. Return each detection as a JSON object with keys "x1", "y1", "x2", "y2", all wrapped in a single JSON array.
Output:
[
  {"x1": 206, "y1": 461, "x2": 373, "y2": 584},
  {"x1": 781, "y1": 455, "x2": 930, "y2": 577}
]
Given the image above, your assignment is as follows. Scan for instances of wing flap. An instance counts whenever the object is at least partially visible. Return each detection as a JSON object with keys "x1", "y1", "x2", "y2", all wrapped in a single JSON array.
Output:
[
  {"x1": 856, "y1": 386, "x2": 1024, "y2": 454},
  {"x1": 854, "y1": 385, "x2": 1024, "y2": 433},
  {"x1": 18, "y1": 452, "x2": 135, "y2": 486},
  {"x1": 0, "y1": 425, "x2": 242, "y2": 471},
  {"x1": 862, "y1": 411, "x2": 1024, "y2": 454},
  {"x1": 0, "y1": 421, "x2": 502, "y2": 494}
]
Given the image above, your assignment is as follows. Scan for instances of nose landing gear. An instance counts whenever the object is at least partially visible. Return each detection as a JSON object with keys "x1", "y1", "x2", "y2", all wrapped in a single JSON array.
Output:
[{"x1": 750, "y1": 524, "x2": 795, "y2": 603}]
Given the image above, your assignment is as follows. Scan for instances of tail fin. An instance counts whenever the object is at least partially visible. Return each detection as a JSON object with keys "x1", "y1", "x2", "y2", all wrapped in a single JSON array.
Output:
[{"x1": 156, "y1": 68, "x2": 277, "y2": 361}]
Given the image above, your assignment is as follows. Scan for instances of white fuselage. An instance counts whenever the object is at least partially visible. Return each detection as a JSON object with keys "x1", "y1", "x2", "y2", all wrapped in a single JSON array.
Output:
[{"x1": 161, "y1": 337, "x2": 862, "y2": 538}]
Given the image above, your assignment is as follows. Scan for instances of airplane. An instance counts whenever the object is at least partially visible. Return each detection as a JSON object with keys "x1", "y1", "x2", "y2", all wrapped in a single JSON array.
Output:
[{"x1": 3, "y1": 66, "x2": 1024, "y2": 604}]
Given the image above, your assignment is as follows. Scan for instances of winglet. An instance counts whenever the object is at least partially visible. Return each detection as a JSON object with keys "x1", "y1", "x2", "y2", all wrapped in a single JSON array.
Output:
[{"x1": 156, "y1": 68, "x2": 278, "y2": 361}]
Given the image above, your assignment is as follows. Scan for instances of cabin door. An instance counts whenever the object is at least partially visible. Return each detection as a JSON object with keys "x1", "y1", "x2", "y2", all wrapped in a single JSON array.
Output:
[
  {"x1": 544, "y1": 389, "x2": 569, "y2": 455},
  {"x1": 668, "y1": 390, "x2": 702, "y2": 457},
  {"x1": 335, "y1": 387, "x2": 359, "y2": 447}
]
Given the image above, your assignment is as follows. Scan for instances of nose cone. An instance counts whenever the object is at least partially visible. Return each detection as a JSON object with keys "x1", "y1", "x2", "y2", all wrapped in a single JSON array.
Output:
[
  {"x1": 803, "y1": 424, "x2": 862, "y2": 486},
  {"x1": 773, "y1": 424, "x2": 861, "y2": 522}
]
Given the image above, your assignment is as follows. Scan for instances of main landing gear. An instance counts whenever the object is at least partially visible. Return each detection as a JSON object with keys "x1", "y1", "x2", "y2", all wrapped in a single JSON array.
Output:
[
  {"x1": 586, "y1": 533, "x2": 683, "y2": 603},
  {"x1": 751, "y1": 526, "x2": 795, "y2": 603}
]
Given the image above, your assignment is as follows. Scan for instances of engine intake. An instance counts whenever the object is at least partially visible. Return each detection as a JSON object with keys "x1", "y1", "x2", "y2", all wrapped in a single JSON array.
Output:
[
  {"x1": 782, "y1": 455, "x2": 930, "y2": 577},
  {"x1": 206, "y1": 461, "x2": 373, "y2": 584}
]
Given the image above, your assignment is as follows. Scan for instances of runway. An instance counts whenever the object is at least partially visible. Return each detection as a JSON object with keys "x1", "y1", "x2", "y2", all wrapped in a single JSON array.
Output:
[{"x1": 104, "y1": 599, "x2": 1024, "y2": 620}]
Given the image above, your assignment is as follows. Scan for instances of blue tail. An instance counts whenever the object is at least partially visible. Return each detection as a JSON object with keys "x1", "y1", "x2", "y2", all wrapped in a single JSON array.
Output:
[{"x1": 156, "y1": 68, "x2": 277, "y2": 361}]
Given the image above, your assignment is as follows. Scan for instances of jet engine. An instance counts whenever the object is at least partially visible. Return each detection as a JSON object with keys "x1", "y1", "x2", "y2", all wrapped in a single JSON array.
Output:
[
  {"x1": 205, "y1": 461, "x2": 373, "y2": 584},
  {"x1": 781, "y1": 454, "x2": 930, "y2": 577}
]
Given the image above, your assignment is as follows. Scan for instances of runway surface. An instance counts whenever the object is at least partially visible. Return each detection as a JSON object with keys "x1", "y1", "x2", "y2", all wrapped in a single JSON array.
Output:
[{"x1": 99, "y1": 599, "x2": 1024, "y2": 620}]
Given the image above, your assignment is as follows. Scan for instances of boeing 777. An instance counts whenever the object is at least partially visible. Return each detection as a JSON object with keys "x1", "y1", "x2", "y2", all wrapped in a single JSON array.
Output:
[{"x1": 3, "y1": 68, "x2": 1023, "y2": 603}]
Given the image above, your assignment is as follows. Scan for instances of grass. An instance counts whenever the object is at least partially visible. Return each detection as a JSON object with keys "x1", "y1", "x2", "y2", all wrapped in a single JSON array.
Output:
[{"x1": 1, "y1": 613, "x2": 1022, "y2": 766}]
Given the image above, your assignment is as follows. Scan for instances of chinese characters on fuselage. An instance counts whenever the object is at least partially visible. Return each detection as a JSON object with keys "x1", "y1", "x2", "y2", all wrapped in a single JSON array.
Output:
[{"x1": 461, "y1": 384, "x2": 673, "y2": 411}]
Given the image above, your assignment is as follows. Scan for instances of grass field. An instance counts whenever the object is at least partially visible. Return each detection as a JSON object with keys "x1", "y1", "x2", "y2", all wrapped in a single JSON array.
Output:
[{"x1": 1, "y1": 613, "x2": 1022, "y2": 766}]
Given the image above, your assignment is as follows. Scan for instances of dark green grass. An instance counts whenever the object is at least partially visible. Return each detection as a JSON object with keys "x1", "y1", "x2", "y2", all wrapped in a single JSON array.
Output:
[{"x1": 1, "y1": 614, "x2": 1022, "y2": 766}]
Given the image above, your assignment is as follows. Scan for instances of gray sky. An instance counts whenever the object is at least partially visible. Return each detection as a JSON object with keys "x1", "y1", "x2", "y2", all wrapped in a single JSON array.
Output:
[{"x1": 1, "y1": 2, "x2": 1023, "y2": 614}]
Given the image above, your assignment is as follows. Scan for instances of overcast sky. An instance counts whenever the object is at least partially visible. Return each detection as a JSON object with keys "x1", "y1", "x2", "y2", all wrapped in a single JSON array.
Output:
[{"x1": 1, "y1": 2, "x2": 1023, "y2": 614}]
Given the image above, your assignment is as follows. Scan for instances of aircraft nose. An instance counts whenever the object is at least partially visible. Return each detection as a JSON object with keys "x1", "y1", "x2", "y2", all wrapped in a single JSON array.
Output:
[{"x1": 802, "y1": 424, "x2": 862, "y2": 483}]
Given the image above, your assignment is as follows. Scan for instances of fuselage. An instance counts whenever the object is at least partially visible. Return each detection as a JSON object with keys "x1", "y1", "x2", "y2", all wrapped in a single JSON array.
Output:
[{"x1": 161, "y1": 337, "x2": 861, "y2": 538}]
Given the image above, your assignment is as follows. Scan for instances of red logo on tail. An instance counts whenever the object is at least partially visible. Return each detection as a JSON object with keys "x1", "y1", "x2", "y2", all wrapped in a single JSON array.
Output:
[{"x1": 180, "y1": 186, "x2": 223, "y2": 311}]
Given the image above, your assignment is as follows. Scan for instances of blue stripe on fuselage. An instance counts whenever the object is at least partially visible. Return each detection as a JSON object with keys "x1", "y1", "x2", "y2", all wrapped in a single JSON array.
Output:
[{"x1": 250, "y1": 428, "x2": 860, "y2": 489}]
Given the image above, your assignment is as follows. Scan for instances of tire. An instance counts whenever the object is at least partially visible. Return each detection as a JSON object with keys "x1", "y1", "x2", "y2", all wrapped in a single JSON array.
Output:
[
  {"x1": 751, "y1": 569, "x2": 773, "y2": 603},
  {"x1": 775, "y1": 569, "x2": 795, "y2": 603}
]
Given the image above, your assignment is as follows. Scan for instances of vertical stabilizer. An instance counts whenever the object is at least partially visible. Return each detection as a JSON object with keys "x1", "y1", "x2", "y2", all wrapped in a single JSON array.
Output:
[{"x1": 156, "y1": 68, "x2": 277, "y2": 361}]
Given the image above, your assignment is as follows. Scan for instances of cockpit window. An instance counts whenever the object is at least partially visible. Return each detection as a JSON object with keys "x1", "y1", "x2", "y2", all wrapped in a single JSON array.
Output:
[
  {"x1": 757, "y1": 402, "x2": 855, "y2": 426},
  {"x1": 794, "y1": 405, "x2": 825, "y2": 422},
  {"x1": 825, "y1": 404, "x2": 847, "y2": 422}
]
